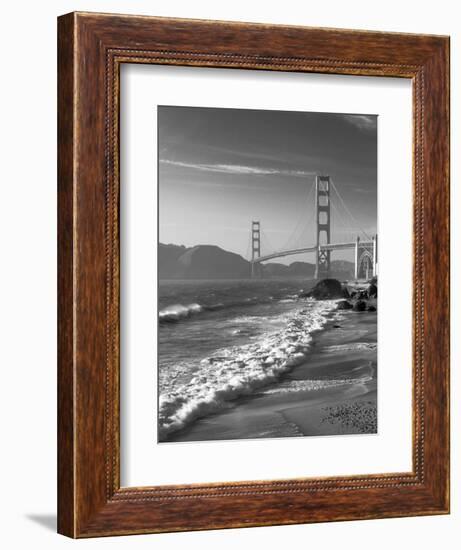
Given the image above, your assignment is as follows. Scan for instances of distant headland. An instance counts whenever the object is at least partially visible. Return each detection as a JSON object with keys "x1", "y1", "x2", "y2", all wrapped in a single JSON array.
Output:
[{"x1": 159, "y1": 242, "x2": 354, "y2": 280}]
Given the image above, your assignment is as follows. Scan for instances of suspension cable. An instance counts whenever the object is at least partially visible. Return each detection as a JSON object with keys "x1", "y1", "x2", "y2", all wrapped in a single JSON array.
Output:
[
  {"x1": 330, "y1": 178, "x2": 371, "y2": 240},
  {"x1": 260, "y1": 229, "x2": 277, "y2": 257},
  {"x1": 279, "y1": 178, "x2": 316, "y2": 251},
  {"x1": 330, "y1": 199, "x2": 356, "y2": 242}
]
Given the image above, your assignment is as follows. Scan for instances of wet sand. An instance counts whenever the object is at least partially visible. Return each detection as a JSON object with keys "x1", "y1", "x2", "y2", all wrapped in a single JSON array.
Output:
[{"x1": 166, "y1": 307, "x2": 377, "y2": 443}]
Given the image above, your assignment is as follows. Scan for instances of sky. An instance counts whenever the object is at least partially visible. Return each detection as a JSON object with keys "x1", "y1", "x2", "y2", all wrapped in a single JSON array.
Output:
[{"x1": 158, "y1": 106, "x2": 377, "y2": 264}]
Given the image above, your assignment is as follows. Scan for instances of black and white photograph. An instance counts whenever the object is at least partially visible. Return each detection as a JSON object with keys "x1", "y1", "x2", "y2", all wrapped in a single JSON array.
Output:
[
  {"x1": 157, "y1": 106, "x2": 378, "y2": 443},
  {"x1": 1, "y1": 1, "x2": 454, "y2": 546}
]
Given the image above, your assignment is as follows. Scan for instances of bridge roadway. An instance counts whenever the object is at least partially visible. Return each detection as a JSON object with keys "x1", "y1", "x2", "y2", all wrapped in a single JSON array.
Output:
[{"x1": 251, "y1": 240, "x2": 374, "y2": 264}]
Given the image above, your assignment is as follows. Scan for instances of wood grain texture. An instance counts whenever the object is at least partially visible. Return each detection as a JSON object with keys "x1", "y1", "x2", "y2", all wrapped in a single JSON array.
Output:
[
  {"x1": 57, "y1": 12, "x2": 450, "y2": 538},
  {"x1": 57, "y1": 12, "x2": 75, "y2": 537}
]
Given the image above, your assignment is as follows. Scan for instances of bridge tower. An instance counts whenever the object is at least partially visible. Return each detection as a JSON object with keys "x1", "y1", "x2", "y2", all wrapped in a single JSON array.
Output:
[
  {"x1": 372, "y1": 234, "x2": 378, "y2": 277},
  {"x1": 315, "y1": 175, "x2": 331, "y2": 279},
  {"x1": 354, "y1": 235, "x2": 378, "y2": 280},
  {"x1": 251, "y1": 220, "x2": 261, "y2": 278}
]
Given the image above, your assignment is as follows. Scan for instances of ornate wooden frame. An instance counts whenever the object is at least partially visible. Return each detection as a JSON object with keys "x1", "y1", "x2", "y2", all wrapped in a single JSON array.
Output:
[{"x1": 57, "y1": 12, "x2": 450, "y2": 538}]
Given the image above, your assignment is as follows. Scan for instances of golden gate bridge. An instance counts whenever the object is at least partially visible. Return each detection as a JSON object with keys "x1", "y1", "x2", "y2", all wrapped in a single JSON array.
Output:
[{"x1": 247, "y1": 175, "x2": 377, "y2": 280}]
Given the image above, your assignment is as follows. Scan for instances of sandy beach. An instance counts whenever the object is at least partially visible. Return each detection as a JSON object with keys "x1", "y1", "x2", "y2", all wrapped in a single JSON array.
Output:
[{"x1": 166, "y1": 303, "x2": 377, "y2": 443}]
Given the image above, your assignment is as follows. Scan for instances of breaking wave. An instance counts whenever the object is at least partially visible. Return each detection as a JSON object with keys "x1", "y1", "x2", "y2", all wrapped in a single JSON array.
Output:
[
  {"x1": 159, "y1": 296, "x2": 277, "y2": 324},
  {"x1": 158, "y1": 299, "x2": 337, "y2": 440},
  {"x1": 159, "y1": 303, "x2": 205, "y2": 323}
]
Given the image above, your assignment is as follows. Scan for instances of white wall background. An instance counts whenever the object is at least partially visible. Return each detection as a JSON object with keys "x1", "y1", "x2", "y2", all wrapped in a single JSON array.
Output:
[{"x1": 0, "y1": 1, "x2": 457, "y2": 548}]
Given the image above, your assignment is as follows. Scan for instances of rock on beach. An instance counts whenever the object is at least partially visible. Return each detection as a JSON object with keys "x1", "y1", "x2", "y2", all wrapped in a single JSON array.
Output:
[
  {"x1": 353, "y1": 300, "x2": 367, "y2": 312},
  {"x1": 336, "y1": 300, "x2": 353, "y2": 310},
  {"x1": 301, "y1": 278, "x2": 347, "y2": 300}
]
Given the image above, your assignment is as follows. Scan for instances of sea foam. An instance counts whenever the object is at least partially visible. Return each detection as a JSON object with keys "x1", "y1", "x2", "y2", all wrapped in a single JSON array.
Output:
[
  {"x1": 262, "y1": 375, "x2": 373, "y2": 395},
  {"x1": 158, "y1": 299, "x2": 337, "y2": 440},
  {"x1": 159, "y1": 303, "x2": 203, "y2": 322}
]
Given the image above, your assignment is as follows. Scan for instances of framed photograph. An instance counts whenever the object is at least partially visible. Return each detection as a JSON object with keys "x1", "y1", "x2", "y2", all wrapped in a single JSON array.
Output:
[{"x1": 58, "y1": 12, "x2": 450, "y2": 537}]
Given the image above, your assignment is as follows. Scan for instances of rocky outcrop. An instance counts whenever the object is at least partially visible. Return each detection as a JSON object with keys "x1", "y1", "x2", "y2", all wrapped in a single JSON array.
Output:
[
  {"x1": 302, "y1": 278, "x2": 345, "y2": 300},
  {"x1": 368, "y1": 283, "x2": 378, "y2": 298},
  {"x1": 337, "y1": 300, "x2": 353, "y2": 310},
  {"x1": 353, "y1": 300, "x2": 367, "y2": 312}
]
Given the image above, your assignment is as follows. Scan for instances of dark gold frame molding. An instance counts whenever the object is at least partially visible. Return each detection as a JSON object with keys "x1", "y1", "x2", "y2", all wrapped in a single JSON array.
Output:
[{"x1": 58, "y1": 12, "x2": 450, "y2": 538}]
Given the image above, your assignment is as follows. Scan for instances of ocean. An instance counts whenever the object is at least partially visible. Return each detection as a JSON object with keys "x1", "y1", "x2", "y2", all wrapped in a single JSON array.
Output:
[{"x1": 158, "y1": 278, "x2": 341, "y2": 441}]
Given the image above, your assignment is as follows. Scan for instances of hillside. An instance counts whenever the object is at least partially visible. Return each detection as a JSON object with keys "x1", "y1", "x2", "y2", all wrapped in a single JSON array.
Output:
[
  {"x1": 159, "y1": 243, "x2": 355, "y2": 280},
  {"x1": 330, "y1": 260, "x2": 355, "y2": 280},
  {"x1": 159, "y1": 243, "x2": 250, "y2": 279}
]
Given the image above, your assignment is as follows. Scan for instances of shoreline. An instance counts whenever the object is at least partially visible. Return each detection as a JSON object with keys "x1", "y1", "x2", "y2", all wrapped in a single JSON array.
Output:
[{"x1": 164, "y1": 301, "x2": 377, "y2": 443}]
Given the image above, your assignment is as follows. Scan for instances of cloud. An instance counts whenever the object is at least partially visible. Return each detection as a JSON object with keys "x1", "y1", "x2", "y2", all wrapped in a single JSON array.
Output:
[
  {"x1": 159, "y1": 159, "x2": 318, "y2": 178},
  {"x1": 341, "y1": 114, "x2": 377, "y2": 132}
]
